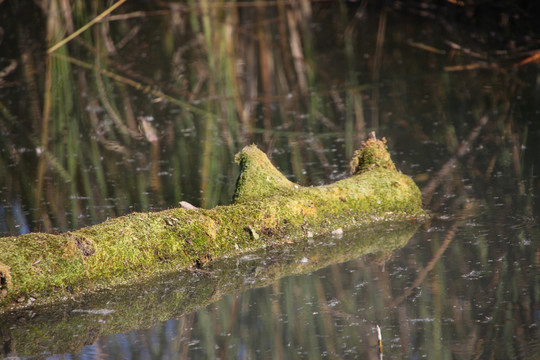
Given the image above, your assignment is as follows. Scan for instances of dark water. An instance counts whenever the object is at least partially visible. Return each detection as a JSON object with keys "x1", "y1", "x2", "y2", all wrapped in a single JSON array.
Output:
[{"x1": 1, "y1": 1, "x2": 539, "y2": 359}]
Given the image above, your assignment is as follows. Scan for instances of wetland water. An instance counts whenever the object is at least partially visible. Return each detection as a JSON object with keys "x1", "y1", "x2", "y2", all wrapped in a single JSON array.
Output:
[{"x1": 0, "y1": 1, "x2": 539, "y2": 359}]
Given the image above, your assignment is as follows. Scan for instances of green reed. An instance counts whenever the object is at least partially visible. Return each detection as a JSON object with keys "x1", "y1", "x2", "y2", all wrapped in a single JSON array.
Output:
[
  {"x1": 2, "y1": 1, "x2": 538, "y2": 358},
  {"x1": 3, "y1": 0, "x2": 538, "y2": 251}
]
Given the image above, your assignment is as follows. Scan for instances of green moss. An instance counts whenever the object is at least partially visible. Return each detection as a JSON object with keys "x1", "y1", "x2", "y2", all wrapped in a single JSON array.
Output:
[
  {"x1": 0, "y1": 137, "x2": 427, "y2": 312},
  {"x1": 233, "y1": 144, "x2": 298, "y2": 203},
  {"x1": 350, "y1": 136, "x2": 396, "y2": 175}
]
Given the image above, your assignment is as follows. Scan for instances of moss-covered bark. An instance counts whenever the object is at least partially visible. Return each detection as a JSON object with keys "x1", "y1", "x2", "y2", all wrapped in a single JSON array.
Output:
[{"x1": 0, "y1": 138, "x2": 427, "y2": 312}]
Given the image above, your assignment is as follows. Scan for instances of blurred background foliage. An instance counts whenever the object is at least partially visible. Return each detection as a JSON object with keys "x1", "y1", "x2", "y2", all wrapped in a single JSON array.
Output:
[
  {"x1": 0, "y1": 1, "x2": 538, "y2": 357},
  {"x1": 0, "y1": 0, "x2": 538, "y2": 233}
]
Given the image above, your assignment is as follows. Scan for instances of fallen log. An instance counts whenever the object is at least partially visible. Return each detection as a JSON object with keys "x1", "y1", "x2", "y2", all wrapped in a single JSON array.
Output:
[{"x1": 0, "y1": 136, "x2": 427, "y2": 312}]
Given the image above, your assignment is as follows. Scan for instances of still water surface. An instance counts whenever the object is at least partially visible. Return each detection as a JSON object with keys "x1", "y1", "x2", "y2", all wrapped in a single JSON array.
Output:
[
  {"x1": 71, "y1": 216, "x2": 536, "y2": 360},
  {"x1": 0, "y1": 1, "x2": 539, "y2": 359}
]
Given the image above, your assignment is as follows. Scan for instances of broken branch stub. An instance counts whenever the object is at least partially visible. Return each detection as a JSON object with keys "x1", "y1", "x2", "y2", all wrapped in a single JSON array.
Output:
[{"x1": 350, "y1": 135, "x2": 396, "y2": 175}]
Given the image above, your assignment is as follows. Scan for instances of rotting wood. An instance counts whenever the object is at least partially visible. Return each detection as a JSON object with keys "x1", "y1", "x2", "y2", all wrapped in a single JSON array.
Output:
[{"x1": 0, "y1": 136, "x2": 427, "y2": 312}]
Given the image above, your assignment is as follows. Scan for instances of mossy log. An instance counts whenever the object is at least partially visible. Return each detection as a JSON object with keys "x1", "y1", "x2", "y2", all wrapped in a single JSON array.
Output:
[{"x1": 0, "y1": 137, "x2": 427, "y2": 312}]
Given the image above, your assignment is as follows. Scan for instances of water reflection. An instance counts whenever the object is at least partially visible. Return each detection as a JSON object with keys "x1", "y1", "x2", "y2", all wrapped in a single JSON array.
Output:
[
  {"x1": 73, "y1": 215, "x2": 537, "y2": 360},
  {"x1": 1, "y1": 0, "x2": 539, "y2": 359}
]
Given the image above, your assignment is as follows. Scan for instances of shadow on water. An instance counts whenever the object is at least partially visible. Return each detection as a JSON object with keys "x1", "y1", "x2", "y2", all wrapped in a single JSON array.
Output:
[{"x1": 0, "y1": 0, "x2": 539, "y2": 359}]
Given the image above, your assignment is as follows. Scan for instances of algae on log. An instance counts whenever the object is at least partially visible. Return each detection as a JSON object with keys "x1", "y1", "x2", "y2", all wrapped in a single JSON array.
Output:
[{"x1": 0, "y1": 137, "x2": 427, "y2": 312}]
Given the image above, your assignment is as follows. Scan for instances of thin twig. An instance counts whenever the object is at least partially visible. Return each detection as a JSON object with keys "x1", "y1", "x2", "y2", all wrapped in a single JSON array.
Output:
[
  {"x1": 445, "y1": 40, "x2": 487, "y2": 59},
  {"x1": 47, "y1": 0, "x2": 127, "y2": 54},
  {"x1": 377, "y1": 325, "x2": 383, "y2": 356},
  {"x1": 444, "y1": 63, "x2": 496, "y2": 72},
  {"x1": 407, "y1": 40, "x2": 446, "y2": 54}
]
